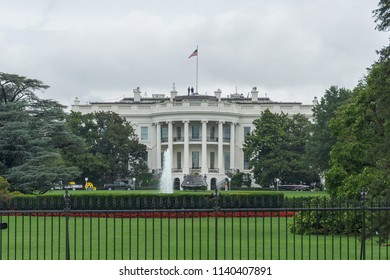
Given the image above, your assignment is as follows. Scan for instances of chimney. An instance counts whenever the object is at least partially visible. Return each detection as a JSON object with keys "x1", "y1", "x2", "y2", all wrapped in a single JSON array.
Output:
[
  {"x1": 312, "y1": 96, "x2": 319, "y2": 106},
  {"x1": 214, "y1": 89, "x2": 222, "y2": 101},
  {"x1": 133, "y1": 87, "x2": 141, "y2": 102},
  {"x1": 170, "y1": 83, "x2": 177, "y2": 101},
  {"x1": 251, "y1": 86, "x2": 258, "y2": 102},
  {"x1": 170, "y1": 90, "x2": 177, "y2": 101}
]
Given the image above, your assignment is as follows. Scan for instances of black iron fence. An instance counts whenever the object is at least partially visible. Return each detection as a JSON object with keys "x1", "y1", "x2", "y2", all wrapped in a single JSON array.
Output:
[{"x1": 0, "y1": 190, "x2": 389, "y2": 260}]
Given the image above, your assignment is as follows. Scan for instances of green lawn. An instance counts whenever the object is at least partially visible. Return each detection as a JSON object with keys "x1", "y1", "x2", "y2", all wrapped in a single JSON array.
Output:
[
  {"x1": 0, "y1": 214, "x2": 386, "y2": 260},
  {"x1": 43, "y1": 189, "x2": 328, "y2": 198}
]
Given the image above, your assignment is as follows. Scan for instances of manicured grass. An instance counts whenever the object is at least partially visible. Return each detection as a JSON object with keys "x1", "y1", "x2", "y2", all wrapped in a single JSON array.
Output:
[
  {"x1": 280, "y1": 191, "x2": 328, "y2": 198},
  {"x1": 42, "y1": 189, "x2": 328, "y2": 198},
  {"x1": 0, "y1": 213, "x2": 386, "y2": 260}
]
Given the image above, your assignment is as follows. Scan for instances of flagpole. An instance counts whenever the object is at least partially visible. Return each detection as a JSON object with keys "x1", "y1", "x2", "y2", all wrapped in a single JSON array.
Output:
[{"x1": 196, "y1": 45, "x2": 198, "y2": 94}]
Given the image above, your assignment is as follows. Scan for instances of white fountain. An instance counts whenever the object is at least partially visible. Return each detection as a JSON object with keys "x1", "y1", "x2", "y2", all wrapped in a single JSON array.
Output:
[{"x1": 159, "y1": 149, "x2": 174, "y2": 193}]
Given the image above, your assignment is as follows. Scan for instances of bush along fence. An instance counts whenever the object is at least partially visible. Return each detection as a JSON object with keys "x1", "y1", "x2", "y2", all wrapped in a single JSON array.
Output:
[
  {"x1": 0, "y1": 189, "x2": 389, "y2": 260},
  {"x1": 0, "y1": 192, "x2": 285, "y2": 210}
]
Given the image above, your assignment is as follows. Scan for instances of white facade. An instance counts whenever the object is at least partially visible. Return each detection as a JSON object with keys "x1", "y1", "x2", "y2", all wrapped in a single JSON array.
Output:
[{"x1": 71, "y1": 87, "x2": 315, "y2": 189}]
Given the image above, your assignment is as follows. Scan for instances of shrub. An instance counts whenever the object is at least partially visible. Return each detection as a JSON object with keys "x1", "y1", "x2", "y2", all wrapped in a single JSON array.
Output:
[
  {"x1": 231, "y1": 173, "x2": 243, "y2": 188},
  {"x1": 0, "y1": 176, "x2": 10, "y2": 202},
  {"x1": 1, "y1": 191, "x2": 284, "y2": 210},
  {"x1": 289, "y1": 198, "x2": 362, "y2": 235},
  {"x1": 289, "y1": 196, "x2": 390, "y2": 245}
]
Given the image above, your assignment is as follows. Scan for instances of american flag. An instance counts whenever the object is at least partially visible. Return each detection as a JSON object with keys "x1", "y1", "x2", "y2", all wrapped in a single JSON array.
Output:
[{"x1": 188, "y1": 48, "x2": 198, "y2": 58}]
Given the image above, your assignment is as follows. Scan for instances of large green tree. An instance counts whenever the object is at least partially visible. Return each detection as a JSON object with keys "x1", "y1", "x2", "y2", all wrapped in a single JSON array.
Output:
[
  {"x1": 325, "y1": 55, "x2": 390, "y2": 199},
  {"x1": 0, "y1": 100, "x2": 82, "y2": 193},
  {"x1": 305, "y1": 86, "x2": 353, "y2": 174},
  {"x1": 243, "y1": 109, "x2": 317, "y2": 187},
  {"x1": 0, "y1": 72, "x2": 84, "y2": 193},
  {"x1": 324, "y1": 0, "x2": 390, "y2": 199},
  {"x1": 67, "y1": 111, "x2": 148, "y2": 186}
]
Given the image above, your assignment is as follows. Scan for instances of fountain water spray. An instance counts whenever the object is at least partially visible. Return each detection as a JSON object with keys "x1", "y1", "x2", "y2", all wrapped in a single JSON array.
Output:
[{"x1": 159, "y1": 149, "x2": 173, "y2": 193}]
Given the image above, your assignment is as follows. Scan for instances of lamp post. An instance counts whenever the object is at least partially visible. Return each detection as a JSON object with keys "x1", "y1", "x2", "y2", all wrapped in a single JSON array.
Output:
[
  {"x1": 64, "y1": 187, "x2": 71, "y2": 260},
  {"x1": 212, "y1": 180, "x2": 221, "y2": 260},
  {"x1": 360, "y1": 188, "x2": 368, "y2": 260},
  {"x1": 276, "y1": 178, "x2": 280, "y2": 191},
  {"x1": 84, "y1": 177, "x2": 88, "y2": 190},
  {"x1": 132, "y1": 177, "x2": 136, "y2": 190}
]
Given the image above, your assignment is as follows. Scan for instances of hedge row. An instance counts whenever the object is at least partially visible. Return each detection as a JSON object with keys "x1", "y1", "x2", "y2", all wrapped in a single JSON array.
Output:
[{"x1": 0, "y1": 192, "x2": 285, "y2": 210}]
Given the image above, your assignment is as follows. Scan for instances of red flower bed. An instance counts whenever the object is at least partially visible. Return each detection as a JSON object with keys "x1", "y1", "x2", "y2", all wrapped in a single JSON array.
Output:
[{"x1": 1, "y1": 211, "x2": 295, "y2": 219}]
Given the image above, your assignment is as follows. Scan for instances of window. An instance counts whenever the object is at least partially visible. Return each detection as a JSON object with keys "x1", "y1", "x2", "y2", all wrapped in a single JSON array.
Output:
[
  {"x1": 176, "y1": 126, "x2": 182, "y2": 140},
  {"x1": 161, "y1": 126, "x2": 168, "y2": 142},
  {"x1": 210, "y1": 126, "x2": 216, "y2": 140},
  {"x1": 224, "y1": 152, "x2": 230, "y2": 170},
  {"x1": 223, "y1": 125, "x2": 230, "y2": 141},
  {"x1": 192, "y1": 151, "x2": 199, "y2": 168},
  {"x1": 192, "y1": 124, "x2": 200, "y2": 140},
  {"x1": 140, "y1": 127, "x2": 148, "y2": 141},
  {"x1": 210, "y1": 152, "x2": 215, "y2": 169},
  {"x1": 244, "y1": 126, "x2": 251, "y2": 140},
  {"x1": 177, "y1": 152, "x2": 182, "y2": 169}
]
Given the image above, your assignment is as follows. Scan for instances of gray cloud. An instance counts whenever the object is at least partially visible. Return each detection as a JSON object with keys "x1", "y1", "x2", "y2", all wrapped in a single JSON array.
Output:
[{"x1": 0, "y1": 0, "x2": 388, "y2": 107}]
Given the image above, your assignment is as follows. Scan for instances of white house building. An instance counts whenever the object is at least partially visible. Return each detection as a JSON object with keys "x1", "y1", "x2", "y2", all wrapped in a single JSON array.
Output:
[{"x1": 71, "y1": 86, "x2": 316, "y2": 190}]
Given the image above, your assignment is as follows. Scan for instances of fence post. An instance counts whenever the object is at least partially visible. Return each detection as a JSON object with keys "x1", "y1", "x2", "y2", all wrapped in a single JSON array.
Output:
[
  {"x1": 360, "y1": 188, "x2": 368, "y2": 260},
  {"x1": 213, "y1": 188, "x2": 221, "y2": 260},
  {"x1": 64, "y1": 189, "x2": 71, "y2": 260}
]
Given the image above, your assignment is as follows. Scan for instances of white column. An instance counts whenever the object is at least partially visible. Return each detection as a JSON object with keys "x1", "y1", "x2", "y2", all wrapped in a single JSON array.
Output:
[
  {"x1": 156, "y1": 122, "x2": 161, "y2": 169},
  {"x1": 230, "y1": 122, "x2": 235, "y2": 170},
  {"x1": 201, "y1": 120, "x2": 208, "y2": 174},
  {"x1": 218, "y1": 121, "x2": 224, "y2": 174},
  {"x1": 183, "y1": 120, "x2": 189, "y2": 174},
  {"x1": 167, "y1": 121, "x2": 173, "y2": 161}
]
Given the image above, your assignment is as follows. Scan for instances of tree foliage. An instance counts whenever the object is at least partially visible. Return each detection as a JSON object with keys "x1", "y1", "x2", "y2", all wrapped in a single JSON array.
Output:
[
  {"x1": 325, "y1": 53, "x2": 390, "y2": 199},
  {"x1": 0, "y1": 176, "x2": 10, "y2": 202},
  {"x1": 0, "y1": 100, "x2": 82, "y2": 193},
  {"x1": 373, "y1": 0, "x2": 390, "y2": 31},
  {"x1": 305, "y1": 86, "x2": 353, "y2": 174},
  {"x1": 0, "y1": 72, "x2": 49, "y2": 104},
  {"x1": 323, "y1": 1, "x2": 390, "y2": 199},
  {"x1": 67, "y1": 111, "x2": 148, "y2": 186},
  {"x1": 243, "y1": 109, "x2": 317, "y2": 187}
]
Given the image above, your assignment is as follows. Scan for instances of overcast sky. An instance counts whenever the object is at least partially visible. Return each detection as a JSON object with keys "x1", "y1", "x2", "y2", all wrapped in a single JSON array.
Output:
[{"x1": 0, "y1": 0, "x2": 388, "y2": 107}]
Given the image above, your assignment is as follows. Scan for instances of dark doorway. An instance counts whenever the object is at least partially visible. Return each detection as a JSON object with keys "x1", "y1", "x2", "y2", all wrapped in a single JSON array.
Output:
[
  {"x1": 174, "y1": 178, "x2": 181, "y2": 190},
  {"x1": 210, "y1": 178, "x2": 217, "y2": 190}
]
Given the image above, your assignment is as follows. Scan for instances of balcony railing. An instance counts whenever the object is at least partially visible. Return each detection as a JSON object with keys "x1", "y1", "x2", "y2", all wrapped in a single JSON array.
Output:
[
  {"x1": 208, "y1": 168, "x2": 219, "y2": 173},
  {"x1": 207, "y1": 137, "x2": 218, "y2": 142},
  {"x1": 173, "y1": 137, "x2": 184, "y2": 142},
  {"x1": 189, "y1": 168, "x2": 201, "y2": 173},
  {"x1": 172, "y1": 168, "x2": 182, "y2": 173},
  {"x1": 189, "y1": 137, "x2": 201, "y2": 142},
  {"x1": 161, "y1": 136, "x2": 230, "y2": 143}
]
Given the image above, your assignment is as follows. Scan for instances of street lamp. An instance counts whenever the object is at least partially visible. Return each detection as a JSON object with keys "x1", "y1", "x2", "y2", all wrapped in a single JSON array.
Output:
[
  {"x1": 132, "y1": 177, "x2": 136, "y2": 190},
  {"x1": 84, "y1": 177, "x2": 88, "y2": 190},
  {"x1": 275, "y1": 178, "x2": 280, "y2": 191}
]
